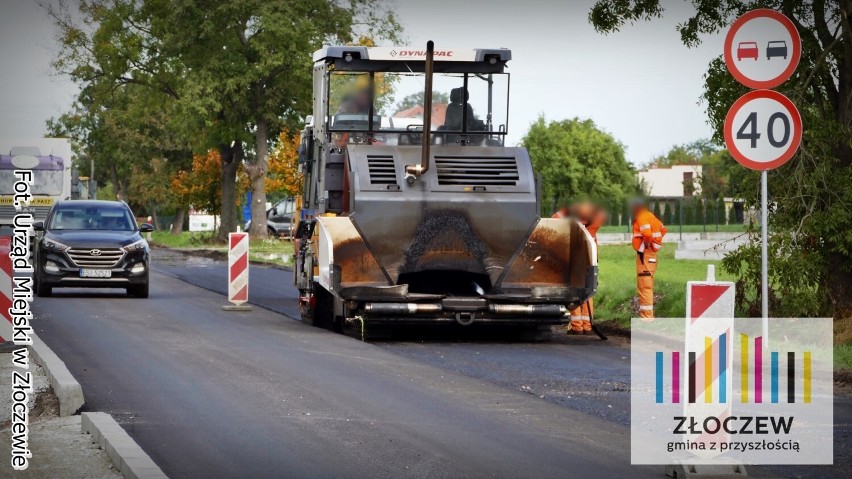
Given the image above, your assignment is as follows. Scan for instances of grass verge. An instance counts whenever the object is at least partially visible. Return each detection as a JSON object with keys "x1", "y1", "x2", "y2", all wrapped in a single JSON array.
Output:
[
  {"x1": 593, "y1": 244, "x2": 733, "y2": 328},
  {"x1": 597, "y1": 224, "x2": 746, "y2": 234},
  {"x1": 148, "y1": 231, "x2": 294, "y2": 266}
]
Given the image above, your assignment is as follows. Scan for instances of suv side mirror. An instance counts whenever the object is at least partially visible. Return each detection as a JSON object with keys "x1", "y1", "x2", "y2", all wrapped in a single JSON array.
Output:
[
  {"x1": 139, "y1": 223, "x2": 155, "y2": 233},
  {"x1": 33, "y1": 221, "x2": 44, "y2": 231}
]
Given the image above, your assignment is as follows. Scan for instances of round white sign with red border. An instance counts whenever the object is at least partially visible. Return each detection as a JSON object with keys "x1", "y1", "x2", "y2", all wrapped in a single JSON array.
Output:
[
  {"x1": 724, "y1": 9, "x2": 801, "y2": 89},
  {"x1": 724, "y1": 89, "x2": 802, "y2": 171}
]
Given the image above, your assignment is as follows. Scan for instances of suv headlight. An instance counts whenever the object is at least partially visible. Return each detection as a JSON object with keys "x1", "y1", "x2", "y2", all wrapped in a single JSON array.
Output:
[
  {"x1": 43, "y1": 239, "x2": 70, "y2": 252},
  {"x1": 123, "y1": 239, "x2": 148, "y2": 253}
]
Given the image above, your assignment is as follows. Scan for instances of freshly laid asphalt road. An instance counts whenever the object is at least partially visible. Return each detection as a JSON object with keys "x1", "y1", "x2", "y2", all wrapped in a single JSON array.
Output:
[{"x1": 29, "y1": 248, "x2": 850, "y2": 478}]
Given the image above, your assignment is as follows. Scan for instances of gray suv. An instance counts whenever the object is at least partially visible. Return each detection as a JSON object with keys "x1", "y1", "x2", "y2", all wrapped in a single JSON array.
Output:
[{"x1": 245, "y1": 198, "x2": 295, "y2": 238}]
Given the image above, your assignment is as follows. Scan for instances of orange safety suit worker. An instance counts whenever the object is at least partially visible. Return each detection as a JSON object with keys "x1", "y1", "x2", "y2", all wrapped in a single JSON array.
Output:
[
  {"x1": 553, "y1": 203, "x2": 606, "y2": 333},
  {"x1": 632, "y1": 206, "x2": 666, "y2": 322}
]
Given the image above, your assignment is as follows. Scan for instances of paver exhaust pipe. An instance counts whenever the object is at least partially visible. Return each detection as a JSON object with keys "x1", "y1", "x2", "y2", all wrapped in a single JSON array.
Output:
[{"x1": 404, "y1": 40, "x2": 434, "y2": 184}]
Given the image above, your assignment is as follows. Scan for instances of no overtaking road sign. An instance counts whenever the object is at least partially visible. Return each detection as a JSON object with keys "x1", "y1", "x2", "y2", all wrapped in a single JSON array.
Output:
[{"x1": 724, "y1": 8, "x2": 801, "y2": 90}]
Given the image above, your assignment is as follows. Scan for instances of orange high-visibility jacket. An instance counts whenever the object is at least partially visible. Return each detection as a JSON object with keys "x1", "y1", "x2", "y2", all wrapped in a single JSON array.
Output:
[
  {"x1": 583, "y1": 210, "x2": 606, "y2": 241},
  {"x1": 632, "y1": 208, "x2": 666, "y2": 253}
]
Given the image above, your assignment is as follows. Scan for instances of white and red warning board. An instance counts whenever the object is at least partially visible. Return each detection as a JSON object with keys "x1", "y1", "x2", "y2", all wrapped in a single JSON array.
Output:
[
  {"x1": 724, "y1": 89, "x2": 802, "y2": 171},
  {"x1": 228, "y1": 232, "x2": 249, "y2": 305},
  {"x1": 0, "y1": 237, "x2": 12, "y2": 342},
  {"x1": 724, "y1": 9, "x2": 801, "y2": 89},
  {"x1": 683, "y1": 273, "x2": 736, "y2": 457}
]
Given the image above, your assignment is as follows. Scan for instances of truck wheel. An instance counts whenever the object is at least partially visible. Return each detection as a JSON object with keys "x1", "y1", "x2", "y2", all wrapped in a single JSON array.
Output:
[{"x1": 303, "y1": 284, "x2": 335, "y2": 330}]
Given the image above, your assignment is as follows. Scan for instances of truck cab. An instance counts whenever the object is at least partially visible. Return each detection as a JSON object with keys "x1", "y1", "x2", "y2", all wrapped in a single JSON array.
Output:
[
  {"x1": 295, "y1": 44, "x2": 597, "y2": 331},
  {"x1": 0, "y1": 143, "x2": 72, "y2": 232}
]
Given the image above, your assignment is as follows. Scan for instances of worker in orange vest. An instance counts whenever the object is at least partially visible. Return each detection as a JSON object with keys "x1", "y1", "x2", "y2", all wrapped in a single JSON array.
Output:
[
  {"x1": 631, "y1": 198, "x2": 666, "y2": 322},
  {"x1": 553, "y1": 202, "x2": 607, "y2": 334}
]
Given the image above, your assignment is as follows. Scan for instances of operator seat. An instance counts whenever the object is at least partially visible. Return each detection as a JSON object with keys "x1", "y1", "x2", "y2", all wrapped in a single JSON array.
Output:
[
  {"x1": 443, "y1": 87, "x2": 475, "y2": 132},
  {"x1": 442, "y1": 87, "x2": 485, "y2": 145}
]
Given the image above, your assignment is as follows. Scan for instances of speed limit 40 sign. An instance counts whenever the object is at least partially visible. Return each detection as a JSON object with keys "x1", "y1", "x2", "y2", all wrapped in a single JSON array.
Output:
[{"x1": 724, "y1": 89, "x2": 801, "y2": 171}]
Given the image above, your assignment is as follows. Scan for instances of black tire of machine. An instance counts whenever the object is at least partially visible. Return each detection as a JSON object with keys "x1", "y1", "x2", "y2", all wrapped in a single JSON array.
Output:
[{"x1": 303, "y1": 282, "x2": 335, "y2": 330}]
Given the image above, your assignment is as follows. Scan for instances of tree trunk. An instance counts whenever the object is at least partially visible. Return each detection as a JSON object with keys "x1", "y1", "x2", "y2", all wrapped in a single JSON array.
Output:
[
  {"x1": 217, "y1": 143, "x2": 241, "y2": 242},
  {"x1": 249, "y1": 117, "x2": 269, "y2": 238},
  {"x1": 170, "y1": 207, "x2": 186, "y2": 235},
  {"x1": 110, "y1": 164, "x2": 126, "y2": 201},
  {"x1": 150, "y1": 206, "x2": 161, "y2": 230},
  {"x1": 827, "y1": 1, "x2": 852, "y2": 316}
]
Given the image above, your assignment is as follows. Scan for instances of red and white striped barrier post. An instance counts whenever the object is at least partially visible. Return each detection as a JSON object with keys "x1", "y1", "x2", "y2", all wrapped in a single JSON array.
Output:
[
  {"x1": 0, "y1": 237, "x2": 13, "y2": 343},
  {"x1": 666, "y1": 265, "x2": 741, "y2": 476},
  {"x1": 223, "y1": 232, "x2": 252, "y2": 311}
]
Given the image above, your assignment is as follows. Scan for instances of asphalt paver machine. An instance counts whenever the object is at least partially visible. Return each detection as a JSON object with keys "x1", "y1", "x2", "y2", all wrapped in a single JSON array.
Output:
[{"x1": 294, "y1": 42, "x2": 597, "y2": 332}]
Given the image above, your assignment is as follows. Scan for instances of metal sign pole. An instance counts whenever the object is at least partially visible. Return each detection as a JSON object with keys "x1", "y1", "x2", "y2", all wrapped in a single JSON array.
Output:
[{"x1": 761, "y1": 170, "x2": 769, "y2": 348}]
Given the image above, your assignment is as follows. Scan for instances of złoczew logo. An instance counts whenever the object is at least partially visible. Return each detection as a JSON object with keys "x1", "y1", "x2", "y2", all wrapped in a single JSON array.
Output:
[{"x1": 631, "y1": 317, "x2": 832, "y2": 465}]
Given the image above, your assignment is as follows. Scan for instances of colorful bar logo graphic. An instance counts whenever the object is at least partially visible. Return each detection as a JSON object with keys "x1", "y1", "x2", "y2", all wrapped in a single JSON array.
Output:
[{"x1": 655, "y1": 333, "x2": 811, "y2": 404}]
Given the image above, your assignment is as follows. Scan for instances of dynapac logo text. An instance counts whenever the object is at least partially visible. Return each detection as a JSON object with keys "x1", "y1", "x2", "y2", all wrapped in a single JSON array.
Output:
[{"x1": 394, "y1": 50, "x2": 454, "y2": 57}]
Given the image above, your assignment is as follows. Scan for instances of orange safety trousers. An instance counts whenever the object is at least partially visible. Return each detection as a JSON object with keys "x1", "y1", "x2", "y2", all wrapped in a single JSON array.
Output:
[
  {"x1": 636, "y1": 250, "x2": 657, "y2": 321},
  {"x1": 568, "y1": 298, "x2": 594, "y2": 332}
]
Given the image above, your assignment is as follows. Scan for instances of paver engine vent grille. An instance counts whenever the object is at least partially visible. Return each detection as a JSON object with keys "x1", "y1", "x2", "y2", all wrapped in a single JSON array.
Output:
[
  {"x1": 367, "y1": 155, "x2": 397, "y2": 186},
  {"x1": 435, "y1": 156, "x2": 519, "y2": 186}
]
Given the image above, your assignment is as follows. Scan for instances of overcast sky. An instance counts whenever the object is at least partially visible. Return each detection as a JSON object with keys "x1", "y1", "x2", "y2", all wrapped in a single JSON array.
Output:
[{"x1": 0, "y1": 0, "x2": 723, "y2": 166}]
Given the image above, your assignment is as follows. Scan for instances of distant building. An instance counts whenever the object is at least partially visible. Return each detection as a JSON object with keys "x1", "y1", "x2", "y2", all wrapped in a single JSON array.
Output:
[
  {"x1": 637, "y1": 164, "x2": 702, "y2": 197},
  {"x1": 393, "y1": 103, "x2": 448, "y2": 128}
]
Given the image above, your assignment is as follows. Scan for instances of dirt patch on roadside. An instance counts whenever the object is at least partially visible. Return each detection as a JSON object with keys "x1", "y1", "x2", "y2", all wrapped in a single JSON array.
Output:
[
  {"x1": 151, "y1": 244, "x2": 292, "y2": 269},
  {"x1": 835, "y1": 369, "x2": 852, "y2": 396},
  {"x1": 153, "y1": 245, "x2": 228, "y2": 262}
]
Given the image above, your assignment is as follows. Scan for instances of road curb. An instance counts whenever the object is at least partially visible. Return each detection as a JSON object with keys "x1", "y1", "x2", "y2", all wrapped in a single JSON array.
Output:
[
  {"x1": 28, "y1": 332, "x2": 85, "y2": 416},
  {"x1": 82, "y1": 412, "x2": 169, "y2": 479}
]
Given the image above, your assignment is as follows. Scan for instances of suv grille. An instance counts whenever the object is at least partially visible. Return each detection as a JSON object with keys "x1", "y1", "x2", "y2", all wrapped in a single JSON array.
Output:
[
  {"x1": 67, "y1": 248, "x2": 124, "y2": 268},
  {"x1": 367, "y1": 155, "x2": 397, "y2": 185},
  {"x1": 435, "y1": 156, "x2": 519, "y2": 186}
]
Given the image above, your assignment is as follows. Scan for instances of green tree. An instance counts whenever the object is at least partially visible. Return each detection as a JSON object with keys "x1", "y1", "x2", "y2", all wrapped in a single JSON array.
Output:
[
  {"x1": 683, "y1": 198, "x2": 694, "y2": 225},
  {"x1": 128, "y1": 157, "x2": 180, "y2": 230},
  {"x1": 715, "y1": 197, "x2": 726, "y2": 226},
  {"x1": 728, "y1": 202, "x2": 739, "y2": 225},
  {"x1": 45, "y1": 0, "x2": 196, "y2": 233},
  {"x1": 590, "y1": 1, "x2": 852, "y2": 317},
  {"x1": 674, "y1": 200, "x2": 682, "y2": 228},
  {"x1": 153, "y1": 0, "x2": 401, "y2": 238},
  {"x1": 652, "y1": 201, "x2": 661, "y2": 219},
  {"x1": 46, "y1": 0, "x2": 402, "y2": 240},
  {"x1": 522, "y1": 116, "x2": 638, "y2": 217},
  {"x1": 663, "y1": 201, "x2": 673, "y2": 225}
]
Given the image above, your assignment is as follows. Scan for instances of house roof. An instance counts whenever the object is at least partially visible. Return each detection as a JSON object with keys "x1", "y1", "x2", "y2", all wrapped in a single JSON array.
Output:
[{"x1": 393, "y1": 103, "x2": 448, "y2": 127}]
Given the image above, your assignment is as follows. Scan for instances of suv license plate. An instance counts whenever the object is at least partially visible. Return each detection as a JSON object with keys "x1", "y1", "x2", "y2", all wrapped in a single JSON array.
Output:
[{"x1": 80, "y1": 269, "x2": 112, "y2": 278}]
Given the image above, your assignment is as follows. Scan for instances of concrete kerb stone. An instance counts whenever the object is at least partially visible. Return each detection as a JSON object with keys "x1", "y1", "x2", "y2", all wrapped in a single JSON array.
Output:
[
  {"x1": 82, "y1": 412, "x2": 169, "y2": 479},
  {"x1": 28, "y1": 331, "x2": 85, "y2": 416},
  {"x1": 27, "y1": 333, "x2": 166, "y2": 477}
]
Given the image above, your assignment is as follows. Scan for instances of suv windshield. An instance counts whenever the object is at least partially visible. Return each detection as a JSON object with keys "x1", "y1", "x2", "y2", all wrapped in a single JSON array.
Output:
[
  {"x1": 327, "y1": 71, "x2": 509, "y2": 146},
  {"x1": 49, "y1": 205, "x2": 136, "y2": 231}
]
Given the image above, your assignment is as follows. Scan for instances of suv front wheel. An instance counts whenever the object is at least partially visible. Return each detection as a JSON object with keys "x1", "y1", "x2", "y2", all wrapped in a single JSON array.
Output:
[
  {"x1": 34, "y1": 272, "x2": 52, "y2": 297},
  {"x1": 127, "y1": 275, "x2": 149, "y2": 298}
]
